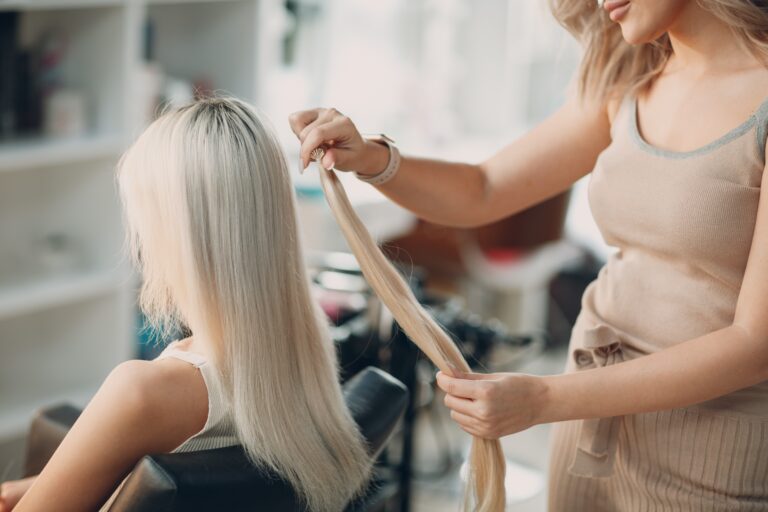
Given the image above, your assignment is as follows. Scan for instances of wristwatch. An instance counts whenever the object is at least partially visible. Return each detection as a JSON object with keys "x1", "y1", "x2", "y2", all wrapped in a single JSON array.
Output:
[{"x1": 355, "y1": 134, "x2": 401, "y2": 186}]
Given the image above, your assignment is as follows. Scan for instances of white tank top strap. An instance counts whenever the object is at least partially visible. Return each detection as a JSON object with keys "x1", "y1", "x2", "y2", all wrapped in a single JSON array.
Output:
[{"x1": 156, "y1": 341, "x2": 208, "y2": 368}]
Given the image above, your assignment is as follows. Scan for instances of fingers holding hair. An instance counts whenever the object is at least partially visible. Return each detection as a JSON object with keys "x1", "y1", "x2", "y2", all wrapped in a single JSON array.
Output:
[
  {"x1": 436, "y1": 371, "x2": 490, "y2": 399},
  {"x1": 288, "y1": 108, "x2": 322, "y2": 138},
  {"x1": 320, "y1": 148, "x2": 337, "y2": 170},
  {"x1": 300, "y1": 117, "x2": 349, "y2": 169},
  {"x1": 298, "y1": 108, "x2": 343, "y2": 141},
  {"x1": 443, "y1": 392, "x2": 476, "y2": 416},
  {"x1": 449, "y1": 410, "x2": 486, "y2": 438}
]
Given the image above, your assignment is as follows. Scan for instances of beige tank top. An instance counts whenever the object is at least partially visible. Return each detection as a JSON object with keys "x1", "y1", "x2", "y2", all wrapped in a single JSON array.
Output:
[{"x1": 570, "y1": 94, "x2": 768, "y2": 418}]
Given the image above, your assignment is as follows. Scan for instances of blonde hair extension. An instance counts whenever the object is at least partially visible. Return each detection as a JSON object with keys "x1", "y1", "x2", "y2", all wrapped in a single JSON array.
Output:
[
  {"x1": 316, "y1": 160, "x2": 507, "y2": 511},
  {"x1": 117, "y1": 98, "x2": 372, "y2": 512}
]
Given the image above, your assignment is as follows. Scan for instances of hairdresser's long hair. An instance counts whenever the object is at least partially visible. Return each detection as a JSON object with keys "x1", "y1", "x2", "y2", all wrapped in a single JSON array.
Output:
[
  {"x1": 117, "y1": 98, "x2": 372, "y2": 512},
  {"x1": 550, "y1": 0, "x2": 768, "y2": 101}
]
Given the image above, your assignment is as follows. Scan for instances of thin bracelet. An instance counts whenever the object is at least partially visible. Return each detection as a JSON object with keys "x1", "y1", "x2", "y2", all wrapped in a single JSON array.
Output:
[{"x1": 355, "y1": 138, "x2": 401, "y2": 186}]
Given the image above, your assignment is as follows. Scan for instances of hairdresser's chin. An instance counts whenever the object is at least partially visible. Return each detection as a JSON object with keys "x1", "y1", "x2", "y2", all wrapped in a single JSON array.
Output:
[{"x1": 605, "y1": 0, "x2": 689, "y2": 45}]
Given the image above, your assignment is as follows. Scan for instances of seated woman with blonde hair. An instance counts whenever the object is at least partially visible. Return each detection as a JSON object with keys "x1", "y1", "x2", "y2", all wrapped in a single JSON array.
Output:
[{"x1": 0, "y1": 98, "x2": 374, "y2": 512}]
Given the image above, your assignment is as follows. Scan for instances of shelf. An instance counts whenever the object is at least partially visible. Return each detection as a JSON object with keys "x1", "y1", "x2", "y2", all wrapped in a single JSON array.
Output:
[
  {"x1": 0, "y1": 0, "x2": 124, "y2": 12},
  {"x1": 146, "y1": 0, "x2": 241, "y2": 4},
  {"x1": 0, "y1": 135, "x2": 124, "y2": 172},
  {"x1": 0, "y1": 0, "x2": 124, "y2": 11},
  {"x1": 0, "y1": 270, "x2": 123, "y2": 321},
  {"x1": 0, "y1": 387, "x2": 95, "y2": 441},
  {"x1": 0, "y1": 0, "x2": 243, "y2": 11},
  {"x1": 0, "y1": 0, "x2": 265, "y2": 459},
  {"x1": 0, "y1": 291, "x2": 133, "y2": 442}
]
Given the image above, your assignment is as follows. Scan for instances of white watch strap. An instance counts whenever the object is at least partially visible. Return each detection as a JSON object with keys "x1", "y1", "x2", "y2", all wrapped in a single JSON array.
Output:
[{"x1": 355, "y1": 139, "x2": 401, "y2": 186}]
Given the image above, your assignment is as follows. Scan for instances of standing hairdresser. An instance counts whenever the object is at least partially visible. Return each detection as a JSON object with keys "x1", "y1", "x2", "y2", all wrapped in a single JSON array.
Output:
[{"x1": 290, "y1": 1, "x2": 768, "y2": 510}]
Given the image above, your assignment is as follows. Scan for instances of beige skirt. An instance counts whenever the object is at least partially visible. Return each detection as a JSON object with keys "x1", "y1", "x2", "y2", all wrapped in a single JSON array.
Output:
[{"x1": 548, "y1": 406, "x2": 768, "y2": 511}]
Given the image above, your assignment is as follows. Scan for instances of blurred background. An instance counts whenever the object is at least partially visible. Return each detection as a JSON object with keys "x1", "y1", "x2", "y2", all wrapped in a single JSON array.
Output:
[{"x1": 0, "y1": 0, "x2": 611, "y2": 510}]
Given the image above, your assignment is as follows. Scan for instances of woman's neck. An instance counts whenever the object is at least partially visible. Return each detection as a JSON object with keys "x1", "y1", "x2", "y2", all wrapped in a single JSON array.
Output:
[{"x1": 666, "y1": 2, "x2": 758, "y2": 75}]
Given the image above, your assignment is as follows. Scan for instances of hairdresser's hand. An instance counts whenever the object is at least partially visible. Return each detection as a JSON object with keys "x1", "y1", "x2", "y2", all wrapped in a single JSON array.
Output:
[
  {"x1": 436, "y1": 371, "x2": 548, "y2": 439},
  {"x1": 288, "y1": 108, "x2": 389, "y2": 175}
]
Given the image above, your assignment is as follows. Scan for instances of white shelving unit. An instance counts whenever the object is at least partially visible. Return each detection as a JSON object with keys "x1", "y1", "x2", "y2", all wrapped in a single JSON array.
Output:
[
  {"x1": 0, "y1": 270, "x2": 122, "y2": 321},
  {"x1": 0, "y1": 0, "x2": 280, "y2": 454},
  {"x1": 0, "y1": 135, "x2": 125, "y2": 171}
]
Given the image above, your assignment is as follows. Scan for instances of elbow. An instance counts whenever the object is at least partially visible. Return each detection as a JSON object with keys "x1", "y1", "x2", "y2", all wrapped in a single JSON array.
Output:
[
  {"x1": 756, "y1": 340, "x2": 768, "y2": 383},
  {"x1": 450, "y1": 215, "x2": 493, "y2": 229},
  {"x1": 417, "y1": 163, "x2": 496, "y2": 228},
  {"x1": 431, "y1": 209, "x2": 493, "y2": 229},
  {"x1": 447, "y1": 163, "x2": 495, "y2": 228},
  {"x1": 731, "y1": 323, "x2": 768, "y2": 382},
  {"x1": 755, "y1": 348, "x2": 768, "y2": 384},
  {"x1": 475, "y1": 162, "x2": 494, "y2": 210}
]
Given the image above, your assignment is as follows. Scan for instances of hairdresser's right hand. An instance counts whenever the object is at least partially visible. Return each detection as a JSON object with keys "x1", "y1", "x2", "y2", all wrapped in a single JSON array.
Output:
[{"x1": 288, "y1": 108, "x2": 389, "y2": 176}]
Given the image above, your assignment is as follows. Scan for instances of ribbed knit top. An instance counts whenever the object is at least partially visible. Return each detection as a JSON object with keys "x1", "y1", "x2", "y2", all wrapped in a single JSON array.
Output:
[
  {"x1": 156, "y1": 341, "x2": 240, "y2": 452},
  {"x1": 574, "y1": 94, "x2": 768, "y2": 418}
]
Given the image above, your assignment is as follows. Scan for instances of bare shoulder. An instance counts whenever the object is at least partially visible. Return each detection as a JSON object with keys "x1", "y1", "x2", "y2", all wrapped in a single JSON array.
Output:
[
  {"x1": 562, "y1": 90, "x2": 614, "y2": 128},
  {"x1": 102, "y1": 357, "x2": 208, "y2": 452},
  {"x1": 10, "y1": 356, "x2": 210, "y2": 510}
]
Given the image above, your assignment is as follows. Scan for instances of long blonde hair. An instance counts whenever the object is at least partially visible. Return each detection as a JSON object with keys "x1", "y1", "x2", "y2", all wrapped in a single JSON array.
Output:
[
  {"x1": 318, "y1": 168, "x2": 507, "y2": 510},
  {"x1": 550, "y1": 0, "x2": 768, "y2": 101},
  {"x1": 117, "y1": 98, "x2": 372, "y2": 512}
]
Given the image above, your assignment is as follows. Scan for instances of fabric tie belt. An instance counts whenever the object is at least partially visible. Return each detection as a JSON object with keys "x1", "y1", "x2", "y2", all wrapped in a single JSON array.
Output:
[{"x1": 569, "y1": 323, "x2": 625, "y2": 478}]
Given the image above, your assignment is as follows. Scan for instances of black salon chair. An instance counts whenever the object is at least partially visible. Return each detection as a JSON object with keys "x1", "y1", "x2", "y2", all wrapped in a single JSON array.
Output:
[{"x1": 23, "y1": 366, "x2": 408, "y2": 512}]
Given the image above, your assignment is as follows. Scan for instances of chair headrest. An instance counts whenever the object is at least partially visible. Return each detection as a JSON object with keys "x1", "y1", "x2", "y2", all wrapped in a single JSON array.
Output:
[{"x1": 343, "y1": 366, "x2": 409, "y2": 458}]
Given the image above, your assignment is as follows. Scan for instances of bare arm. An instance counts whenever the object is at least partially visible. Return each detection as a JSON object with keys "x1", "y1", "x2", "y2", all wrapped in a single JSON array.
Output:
[
  {"x1": 436, "y1": 149, "x2": 768, "y2": 439},
  {"x1": 289, "y1": 94, "x2": 612, "y2": 228},
  {"x1": 14, "y1": 359, "x2": 207, "y2": 511}
]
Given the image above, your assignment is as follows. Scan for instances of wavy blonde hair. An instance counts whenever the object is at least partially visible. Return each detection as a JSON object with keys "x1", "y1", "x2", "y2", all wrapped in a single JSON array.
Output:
[
  {"x1": 117, "y1": 98, "x2": 371, "y2": 512},
  {"x1": 550, "y1": 0, "x2": 768, "y2": 101},
  {"x1": 318, "y1": 169, "x2": 507, "y2": 510}
]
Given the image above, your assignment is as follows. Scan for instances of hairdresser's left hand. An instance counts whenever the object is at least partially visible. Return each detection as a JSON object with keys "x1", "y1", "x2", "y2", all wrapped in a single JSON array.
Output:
[{"x1": 436, "y1": 371, "x2": 548, "y2": 439}]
